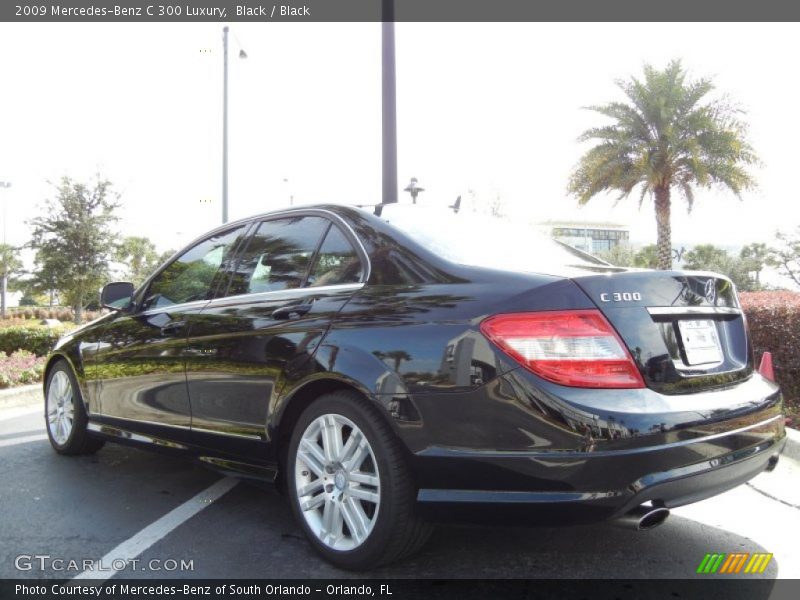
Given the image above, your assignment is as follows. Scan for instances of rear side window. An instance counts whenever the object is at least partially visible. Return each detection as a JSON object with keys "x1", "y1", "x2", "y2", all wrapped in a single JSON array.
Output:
[
  {"x1": 226, "y1": 216, "x2": 329, "y2": 296},
  {"x1": 142, "y1": 225, "x2": 249, "y2": 310},
  {"x1": 378, "y1": 205, "x2": 609, "y2": 274},
  {"x1": 307, "y1": 225, "x2": 363, "y2": 287}
]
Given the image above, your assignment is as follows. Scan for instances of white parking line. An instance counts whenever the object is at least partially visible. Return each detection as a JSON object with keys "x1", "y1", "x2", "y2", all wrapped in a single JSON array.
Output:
[
  {"x1": 0, "y1": 405, "x2": 42, "y2": 422},
  {"x1": 0, "y1": 433, "x2": 48, "y2": 447},
  {"x1": 73, "y1": 477, "x2": 239, "y2": 582}
]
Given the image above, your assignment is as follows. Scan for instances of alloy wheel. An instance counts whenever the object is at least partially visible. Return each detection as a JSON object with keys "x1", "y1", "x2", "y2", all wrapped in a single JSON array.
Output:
[
  {"x1": 294, "y1": 413, "x2": 381, "y2": 551},
  {"x1": 47, "y1": 370, "x2": 75, "y2": 445}
]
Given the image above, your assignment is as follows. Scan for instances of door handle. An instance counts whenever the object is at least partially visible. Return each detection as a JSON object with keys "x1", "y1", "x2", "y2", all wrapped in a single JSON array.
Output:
[
  {"x1": 160, "y1": 320, "x2": 186, "y2": 336},
  {"x1": 271, "y1": 303, "x2": 313, "y2": 320}
]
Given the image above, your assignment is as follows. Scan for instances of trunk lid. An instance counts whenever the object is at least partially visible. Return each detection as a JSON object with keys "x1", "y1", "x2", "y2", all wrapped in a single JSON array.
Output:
[{"x1": 571, "y1": 270, "x2": 753, "y2": 394}]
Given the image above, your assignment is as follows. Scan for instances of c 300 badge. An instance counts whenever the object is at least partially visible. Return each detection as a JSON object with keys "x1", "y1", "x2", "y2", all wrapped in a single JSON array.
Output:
[{"x1": 599, "y1": 292, "x2": 642, "y2": 302}]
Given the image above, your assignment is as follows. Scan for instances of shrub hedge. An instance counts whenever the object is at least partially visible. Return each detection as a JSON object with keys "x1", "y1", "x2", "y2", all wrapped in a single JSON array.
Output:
[
  {"x1": 739, "y1": 291, "x2": 800, "y2": 407},
  {"x1": 6, "y1": 307, "x2": 103, "y2": 323},
  {"x1": 0, "y1": 326, "x2": 69, "y2": 357}
]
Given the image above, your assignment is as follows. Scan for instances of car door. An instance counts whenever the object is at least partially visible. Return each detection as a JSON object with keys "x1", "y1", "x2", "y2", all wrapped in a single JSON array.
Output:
[
  {"x1": 184, "y1": 211, "x2": 367, "y2": 460},
  {"x1": 90, "y1": 222, "x2": 252, "y2": 439}
]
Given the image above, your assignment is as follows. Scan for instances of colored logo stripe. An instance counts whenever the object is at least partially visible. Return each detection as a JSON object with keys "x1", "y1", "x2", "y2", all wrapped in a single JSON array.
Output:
[
  {"x1": 733, "y1": 553, "x2": 750, "y2": 573},
  {"x1": 745, "y1": 553, "x2": 773, "y2": 574},
  {"x1": 697, "y1": 553, "x2": 725, "y2": 573},
  {"x1": 719, "y1": 553, "x2": 748, "y2": 573},
  {"x1": 696, "y1": 553, "x2": 773, "y2": 574}
]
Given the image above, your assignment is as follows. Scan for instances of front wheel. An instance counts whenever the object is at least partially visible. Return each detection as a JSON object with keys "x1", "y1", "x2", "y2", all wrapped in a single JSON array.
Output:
[
  {"x1": 45, "y1": 361, "x2": 104, "y2": 455},
  {"x1": 287, "y1": 391, "x2": 432, "y2": 569}
]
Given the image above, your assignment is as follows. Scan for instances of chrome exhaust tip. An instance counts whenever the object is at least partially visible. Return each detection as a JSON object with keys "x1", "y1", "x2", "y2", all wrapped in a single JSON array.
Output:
[
  {"x1": 614, "y1": 505, "x2": 671, "y2": 531},
  {"x1": 637, "y1": 506, "x2": 670, "y2": 530},
  {"x1": 765, "y1": 454, "x2": 780, "y2": 472}
]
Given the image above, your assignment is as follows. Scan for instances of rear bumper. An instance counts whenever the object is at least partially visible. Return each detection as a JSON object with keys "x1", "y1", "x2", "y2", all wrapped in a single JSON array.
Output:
[
  {"x1": 416, "y1": 426, "x2": 785, "y2": 524},
  {"x1": 610, "y1": 432, "x2": 784, "y2": 516},
  {"x1": 411, "y1": 379, "x2": 786, "y2": 525}
]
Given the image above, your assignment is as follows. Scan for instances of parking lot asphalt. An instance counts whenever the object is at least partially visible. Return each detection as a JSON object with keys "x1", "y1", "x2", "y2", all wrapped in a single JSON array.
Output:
[{"x1": 1, "y1": 400, "x2": 798, "y2": 583}]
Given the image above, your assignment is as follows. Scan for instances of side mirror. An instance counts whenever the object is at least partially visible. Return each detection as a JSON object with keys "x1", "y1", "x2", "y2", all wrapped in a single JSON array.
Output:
[{"x1": 101, "y1": 282, "x2": 135, "y2": 311}]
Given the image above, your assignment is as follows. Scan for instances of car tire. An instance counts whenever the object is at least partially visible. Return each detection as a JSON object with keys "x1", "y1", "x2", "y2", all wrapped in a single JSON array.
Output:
[
  {"x1": 287, "y1": 390, "x2": 432, "y2": 569},
  {"x1": 45, "y1": 361, "x2": 105, "y2": 455}
]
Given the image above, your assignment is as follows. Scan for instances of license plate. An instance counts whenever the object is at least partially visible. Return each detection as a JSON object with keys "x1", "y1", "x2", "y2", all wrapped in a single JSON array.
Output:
[{"x1": 678, "y1": 319, "x2": 723, "y2": 366}]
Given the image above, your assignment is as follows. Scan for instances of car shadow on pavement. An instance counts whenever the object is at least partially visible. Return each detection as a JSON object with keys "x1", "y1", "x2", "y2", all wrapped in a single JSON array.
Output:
[
  {"x1": 131, "y1": 477, "x2": 777, "y2": 584},
  {"x1": 0, "y1": 439, "x2": 777, "y2": 593}
]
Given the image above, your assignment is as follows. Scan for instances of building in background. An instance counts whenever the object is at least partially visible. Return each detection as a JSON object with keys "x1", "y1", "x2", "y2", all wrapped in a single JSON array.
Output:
[
  {"x1": 539, "y1": 220, "x2": 630, "y2": 254},
  {"x1": 5, "y1": 290, "x2": 23, "y2": 308}
]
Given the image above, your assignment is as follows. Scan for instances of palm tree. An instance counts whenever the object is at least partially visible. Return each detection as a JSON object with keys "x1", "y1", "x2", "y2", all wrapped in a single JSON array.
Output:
[
  {"x1": 568, "y1": 60, "x2": 758, "y2": 269},
  {"x1": 374, "y1": 350, "x2": 413, "y2": 372},
  {"x1": 385, "y1": 350, "x2": 412, "y2": 372}
]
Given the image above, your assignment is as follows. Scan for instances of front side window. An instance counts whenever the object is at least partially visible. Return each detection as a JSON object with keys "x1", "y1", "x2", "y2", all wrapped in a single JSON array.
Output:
[
  {"x1": 141, "y1": 225, "x2": 248, "y2": 310},
  {"x1": 226, "y1": 216, "x2": 329, "y2": 296}
]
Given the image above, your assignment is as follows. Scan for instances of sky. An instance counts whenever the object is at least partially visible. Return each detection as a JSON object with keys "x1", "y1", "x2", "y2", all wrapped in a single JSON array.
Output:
[{"x1": 1, "y1": 22, "x2": 799, "y2": 264}]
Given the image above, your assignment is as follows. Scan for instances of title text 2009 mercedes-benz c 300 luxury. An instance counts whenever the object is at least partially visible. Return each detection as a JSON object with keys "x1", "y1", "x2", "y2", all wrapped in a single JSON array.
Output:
[{"x1": 43, "y1": 204, "x2": 786, "y2": 569}]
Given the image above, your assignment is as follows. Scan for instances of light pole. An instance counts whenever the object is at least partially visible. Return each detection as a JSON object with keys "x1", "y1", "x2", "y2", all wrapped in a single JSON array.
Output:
[
  {"x1": 282, "y1": 178, "x2": 294, "y2": 207},
  {"x1": 0, "y1": 181, "x2": 9, "y2": 240},
  {"x1": 381, "y1": 0, "x2": 398, "y2": 209},
  {"x1": 222, "y1": 26, "x2": 247, "y2": 224},
  {"x1": 0, "y1": 181, "x2": 11, "y2": 319}
]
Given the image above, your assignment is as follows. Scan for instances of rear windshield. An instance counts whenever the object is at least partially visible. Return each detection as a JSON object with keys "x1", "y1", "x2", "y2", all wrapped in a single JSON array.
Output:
[{"x1": 378, "y1": 204, "x2": 610, "y2": 274}]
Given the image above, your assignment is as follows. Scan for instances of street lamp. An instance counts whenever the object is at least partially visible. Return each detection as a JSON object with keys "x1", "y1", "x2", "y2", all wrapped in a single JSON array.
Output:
[
  {"x1": 282, "y1": 178, "x2": 294, "y2": 207},
  {"x1": 222, "y1": 26, "x2": 247, "y2": 224},
  {"x1": 0, "y1": 181, "x2": 10, "y2": 244},
  {"x1": 403, "y1": 177, "x2": 424, "y2": 203},
  {"x1": 0, "y1": 181, "x2": 11, "y2": 319},
  {"x1": 382, "y1": 13, "x2": 397, "y2": 207},
  {"x1": 0, "y1": 181, "x2": 9, "y2": 239}
]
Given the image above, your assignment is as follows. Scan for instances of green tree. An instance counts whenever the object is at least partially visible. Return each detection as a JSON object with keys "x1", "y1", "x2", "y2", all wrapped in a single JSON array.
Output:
[
  {"x1": 0, "y1": 244, "x2": 23, "y2": 318},
  {"x1": 634, "y1": 244, "x2": 659, "y2": 269},
  {"x1": 767, "y1": 227, "x2": 800, "y2": 288},
  {"x1": 373, "y1": 350, "x2": 413, "y2": 372},
  {"x1": 738, "y1": 242, "x2": 768, "y2": 289},
  {"x1": 683, "y1": 244, "x2": 734, "y2": 271},
  {"x1": 26, "y1": 261, "x2": 61, "y2": 307},
  {"x1": 114, "y1": 236, "x2": 161, "y2": 287},
  {"x1": 596, "y1": 243, "x2": 660, "y2": 269},
  {"x1": 682, "y1": 244, "x2": 762, "y2": 291},
  {"x1": 596, "y1": 243, "x2": 637, "y2": 267},
  {"x1": 18, "y1": 293, "x2": 41, "y2": 307},
  {"x1": 385, "y1": 350, "x2": 413, "y2": 372},
  {"x1": 29, "y1": 177, "x2": 119, "y2": 324},
  {"x1": 157, "y1": 249, "x2": 176, "y2": 265},
  {"x1": 568, "y1": 60, "x2": 758, "y2": 270}
]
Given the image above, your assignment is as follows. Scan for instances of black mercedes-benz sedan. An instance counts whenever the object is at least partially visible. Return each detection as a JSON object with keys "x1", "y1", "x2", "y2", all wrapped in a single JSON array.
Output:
[{"x1": 44, "y1": 203, "x2": 786, "y2": 569}]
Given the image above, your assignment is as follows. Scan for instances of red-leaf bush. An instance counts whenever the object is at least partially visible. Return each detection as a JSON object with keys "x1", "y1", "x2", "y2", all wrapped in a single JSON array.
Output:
[
  {"x1": 0, "y1": 350, "x2": 46, "y2": 388},
  {"x1": 739, "y1": 291, "x2": 800, "y2": 409}
]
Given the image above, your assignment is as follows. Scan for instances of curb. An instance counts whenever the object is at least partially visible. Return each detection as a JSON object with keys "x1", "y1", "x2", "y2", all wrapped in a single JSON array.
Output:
[
  {"x1": 783, "y1": 426, "x2": 800, "y2": 463},
  {"x1": 0, "y1": 383, "x2": 43, "y2": 410}
]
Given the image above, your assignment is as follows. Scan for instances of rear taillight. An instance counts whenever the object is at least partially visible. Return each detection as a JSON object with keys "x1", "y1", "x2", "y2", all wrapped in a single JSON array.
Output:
[{"x1": 480, "y1": 310, "x2": 645, "y2": 389}]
